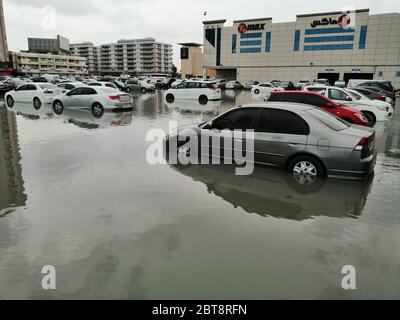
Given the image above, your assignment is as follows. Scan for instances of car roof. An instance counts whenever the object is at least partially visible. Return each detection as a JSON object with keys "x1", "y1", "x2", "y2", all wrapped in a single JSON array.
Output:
[
  {"x1": 270, "y1": 90, "x2": 329, "y2": 99},
  {"x1": 241, "y1": 102, "x2": 314, "y2": 112}
]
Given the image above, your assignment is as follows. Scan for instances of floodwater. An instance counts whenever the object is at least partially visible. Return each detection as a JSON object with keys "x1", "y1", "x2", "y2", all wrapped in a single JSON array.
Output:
[{"x1": 0, "y1": 90, "x2": 399, "y2": 300}]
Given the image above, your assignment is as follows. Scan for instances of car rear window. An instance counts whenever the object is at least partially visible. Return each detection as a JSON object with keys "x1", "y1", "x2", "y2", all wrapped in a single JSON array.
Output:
[{"x1": 306, "y1": 108, "x2": 350, "y2": 131}]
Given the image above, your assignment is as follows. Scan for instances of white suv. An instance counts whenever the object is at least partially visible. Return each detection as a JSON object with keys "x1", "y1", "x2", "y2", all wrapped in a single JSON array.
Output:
[{"x1": 165, "y1": 80, "x2": 221, "y2": 104}]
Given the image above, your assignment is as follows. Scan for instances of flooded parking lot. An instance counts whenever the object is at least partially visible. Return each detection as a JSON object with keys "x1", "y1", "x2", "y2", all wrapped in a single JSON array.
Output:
[{"x1": 0, "y1": 90, "x2": 399, "y2": 299}]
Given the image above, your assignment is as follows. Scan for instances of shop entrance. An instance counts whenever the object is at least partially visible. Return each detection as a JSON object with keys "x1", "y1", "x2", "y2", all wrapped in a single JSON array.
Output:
[
  {"x1": 317, "y1": 73, "x2": 340, "y2": 86},
  {"x1": 216, "y1": 69, "x2": 237, "y2": 81}
]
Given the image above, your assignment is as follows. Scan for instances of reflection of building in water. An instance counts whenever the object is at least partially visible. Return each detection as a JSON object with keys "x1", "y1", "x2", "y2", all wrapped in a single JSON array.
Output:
[{"x1": 0, "y1": 107, "x2": 26, "y2": 212}]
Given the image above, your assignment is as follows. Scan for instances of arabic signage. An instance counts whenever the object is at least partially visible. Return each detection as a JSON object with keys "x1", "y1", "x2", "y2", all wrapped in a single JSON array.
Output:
[
  {"x1": 311, "y1": 14, "x2": 351, "y2": 29},
  {"x1": 238, "y1": 23, "x2": 266, "y2": 34}
]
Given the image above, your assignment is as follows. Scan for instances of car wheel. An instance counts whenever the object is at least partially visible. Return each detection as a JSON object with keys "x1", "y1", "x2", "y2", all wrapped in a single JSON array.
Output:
[
  {"x1": 6, "y1": 95, "x2": 14, "y2": 108},
  {"x1": 33, "y1": 97, "x2": 42, "y2": 110},
  {"x1": 199, "y1": 95, "x2": 208, "y2": 105},
  {"x1": 92, "y1": 102, "x2": 104, "y2": 118},
  {"x1": 288, "y1": 155, "x2": 325, "y2": 179},
  {"x1": 254, "y1": 89, "x2": 260, "y2": 94},
  {"x1": 362, "y1": 111, "x2": 376, "y2": 127},
  {"x1": 125, "y1": 87, "x2": 131, "y2": 93},
  {"x1": 141, "y1": 87, "x2": 147, "y2": 94},
  {"x1": 166, "y1": 94, "x2": 175, "y2": 103},
  {"x1": 53, "y1": 100, "x2": 64, "y2": 115}
]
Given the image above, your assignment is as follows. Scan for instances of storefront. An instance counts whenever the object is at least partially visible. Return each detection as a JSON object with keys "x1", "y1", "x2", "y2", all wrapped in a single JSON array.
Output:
[{"x1": 203, "y1": 9, "x2": 400, "y2": 87}]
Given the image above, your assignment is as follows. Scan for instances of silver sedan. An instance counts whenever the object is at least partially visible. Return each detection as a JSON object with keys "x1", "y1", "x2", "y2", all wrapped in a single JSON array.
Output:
[
  {"x1": 167, "y1": 103, "x2": 377, "y2": 181},
  {"x1": 52, "y1": 86, "x2": 133, "y2": 118}
]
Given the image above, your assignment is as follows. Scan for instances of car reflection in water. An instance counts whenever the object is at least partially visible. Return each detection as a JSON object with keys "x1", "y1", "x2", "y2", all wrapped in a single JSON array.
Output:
[
  {"x1": 171, "y1": 164, "x2": 373, "y2": 221},
  {"x1": 5, "y1": 101, "x2": 55, "y2": 121},
  {"x1": 55, "y1": 107, "x2": 134, "y2": 130},
  {"x1": 166, "y1": 98, "x2": 221, "y2": 122}
]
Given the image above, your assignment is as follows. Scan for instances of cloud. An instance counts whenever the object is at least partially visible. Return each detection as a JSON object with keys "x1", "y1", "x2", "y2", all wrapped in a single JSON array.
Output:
[{"x1": 4, "y1": 0, "x2": 400, "y2": 69}]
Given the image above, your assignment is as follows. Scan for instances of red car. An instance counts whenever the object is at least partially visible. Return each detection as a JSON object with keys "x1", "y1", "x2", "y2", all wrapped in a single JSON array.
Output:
[{"x1": 267, "y1": 91, "x2": 369, "y2": 126}]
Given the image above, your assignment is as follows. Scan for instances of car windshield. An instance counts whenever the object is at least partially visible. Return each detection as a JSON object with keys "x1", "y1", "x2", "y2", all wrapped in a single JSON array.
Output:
[
  {"x1": 346, "y1": 91, "x2": 362, "y2": 100},
  {"x1": 306, "y1": 108, "x2": 350, "y2": 131},
  {"x1": 39, "y1": 84, "x2": 57, "y2": 90}
]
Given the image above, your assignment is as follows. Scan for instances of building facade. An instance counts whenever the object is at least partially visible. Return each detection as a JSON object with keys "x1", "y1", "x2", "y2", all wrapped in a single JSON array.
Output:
[
  {"x1": 70, "y1": 42, "x2": 100, "y2": 75},
  {"x1": 10, "y1": 51, "x2": 87, "y2": 76},
  {"x1": 28, "y1": 35, "x2": 70, "y2": 55},
  {"x1": 71, "y1": 38, "x2": 173, "y2": 76},
  {"x1": 0, "y1": 0, "x2": 10, "y2": 75},
  {"x1": 203, "y1": 9, "x2": 400, "y2": 87},
  {"x1": 179, "y1": 43, "x2": 203, "y2": 79}
]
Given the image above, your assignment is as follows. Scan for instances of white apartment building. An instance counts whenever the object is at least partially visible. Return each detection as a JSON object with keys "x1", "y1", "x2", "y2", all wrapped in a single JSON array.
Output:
[
  {"x1": 203, "y1": 9, "x2": 400, "y2": 87},
  {"x1": 70, "y1": 42, "x2": 100, "y2": 75},
  {"x1": 10, "y1": 51, "x2": 87, "y2": 76},
  {"x1": 70, "y1": 38, "x2": 173, "y2": 75}
]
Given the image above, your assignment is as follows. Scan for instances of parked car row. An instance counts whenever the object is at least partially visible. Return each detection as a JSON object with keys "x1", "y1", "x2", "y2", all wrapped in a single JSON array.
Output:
[{"x1": 4, "y1": 82, "x2": 133, "y2": 118}]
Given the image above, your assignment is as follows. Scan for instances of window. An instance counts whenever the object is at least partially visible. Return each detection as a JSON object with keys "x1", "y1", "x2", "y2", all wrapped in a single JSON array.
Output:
[
  {"x1": 81, "y1": 88, "x2": 97, "y2": 95},
  {"x1": 90, "y1": 83, "x2": 102, "y2": 87},
  {"x1": 328, "y1": 89, "x2": 350, "y2": 101},
  {"x1": 359, "y1": 25, "x2": 368, "y2": 49},
  {"x1": 187, "y1": 82, "x2": 199, "y2": 89},
  {"x1": 68, "y1": 88, "x2": 85, "y2": 96},
  {"x1": 26, "y1": 84, "x2": 37, "y2": 91},
  {"x1": 232, "y1": 34, "x2": 237, "y2": 54},
  {"x1": 306, "y1": 108, "x2": 350, "y2": 131},
  {"x1": 16, "y1": 84, "x2": 30, "y2": 91},
  {"x1": 105, "y1": 83, "x2": 117, "y2": 89},
  {"x1": 176, "y1": 83, "x2": 188, "y2": 89},
  {"x1": 293, "y1": 30, "x2": 300, "y2": 51},
  {"x1": 265, "y1": 32, "x2": 271, "y2": 53},
  {"x1": 256, "y1": 109, "x2": 309, "y2": 135},
  {"x1": 301, "y1": 94, "x2": 327, "y2": 108},
  {"x1": 212, "y1": 108, "x2": 260, "y2": 131},
  {"x1": 260, "y1": 83, "x2": 271, "y2": 88},
  {"x1": 396, "y1": 71, "x2": 400, "y2": 78},
  {"x1": 240, "y1": 47, "x2": 261, "y2": 54},
  {"x1": 205, "y1": 28, "x2": 216, "y2": 47},
  {"x1": 65, "y1": 84, "x2": 75, "y2": 90}
]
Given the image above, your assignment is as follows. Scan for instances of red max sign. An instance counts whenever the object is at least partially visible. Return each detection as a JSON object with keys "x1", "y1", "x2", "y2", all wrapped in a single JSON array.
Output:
[{"x1": 237, "y1": 23, "x2": 266, "y2": 33}]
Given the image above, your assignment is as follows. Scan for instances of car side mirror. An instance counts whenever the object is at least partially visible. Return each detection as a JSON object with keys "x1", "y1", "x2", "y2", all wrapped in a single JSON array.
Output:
[{"x1": 346, "y1": 96, "x2": 353, "y2": 101}]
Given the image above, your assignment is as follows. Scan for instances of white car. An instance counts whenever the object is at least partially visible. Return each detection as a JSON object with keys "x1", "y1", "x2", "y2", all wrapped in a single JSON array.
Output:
[
  {"x1": 313, "y1": 79, "x2": 330, "y2": 86},
  {"x1": 251, "y1": 82, "x2": 284, "y2": 97},
  {"x1": 345, "y1": 88, "x2": 394, "y2": 116},
  {"x1": 225, "y1": 80, "x2": 243, "y2": 90},
  {"x1": 296, "y1": 80, "x2": 310, "y2": 90},
  {"x1": 5, "y1": 83, "x2": 64, "y2": 109},
  {"x1": 303, "y1": 85, "x2": 389, "y2": 125},
  {"x1": 165, "y1": 80, "x2": 221, "y2": 104},
  {"x1": 88, "y1": 81, "x2": 119, "y2": 90},
  {"x1": 52, "y1": 87, "x2": 133, "y2": 118}
]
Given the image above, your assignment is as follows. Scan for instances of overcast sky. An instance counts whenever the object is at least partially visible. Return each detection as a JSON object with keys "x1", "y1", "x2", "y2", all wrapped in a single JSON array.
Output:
[{"x1": 3, "y1": 0, "x2": 400, "y2": 69}]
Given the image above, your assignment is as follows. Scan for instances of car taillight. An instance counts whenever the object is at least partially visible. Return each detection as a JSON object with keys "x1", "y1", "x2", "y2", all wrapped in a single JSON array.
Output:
[
  {"x1": 355, "y1": 137, "x2": 369, "y2": 151},
  {"x1": 109, "y1": 95, "x2": 119, "y2": 100},
  {"x1": 355, "y1": 135, "x2": 375, "y2": 159},
  {"x1": 376, "y1": 95, "x2": 386, "y2": 101}
]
